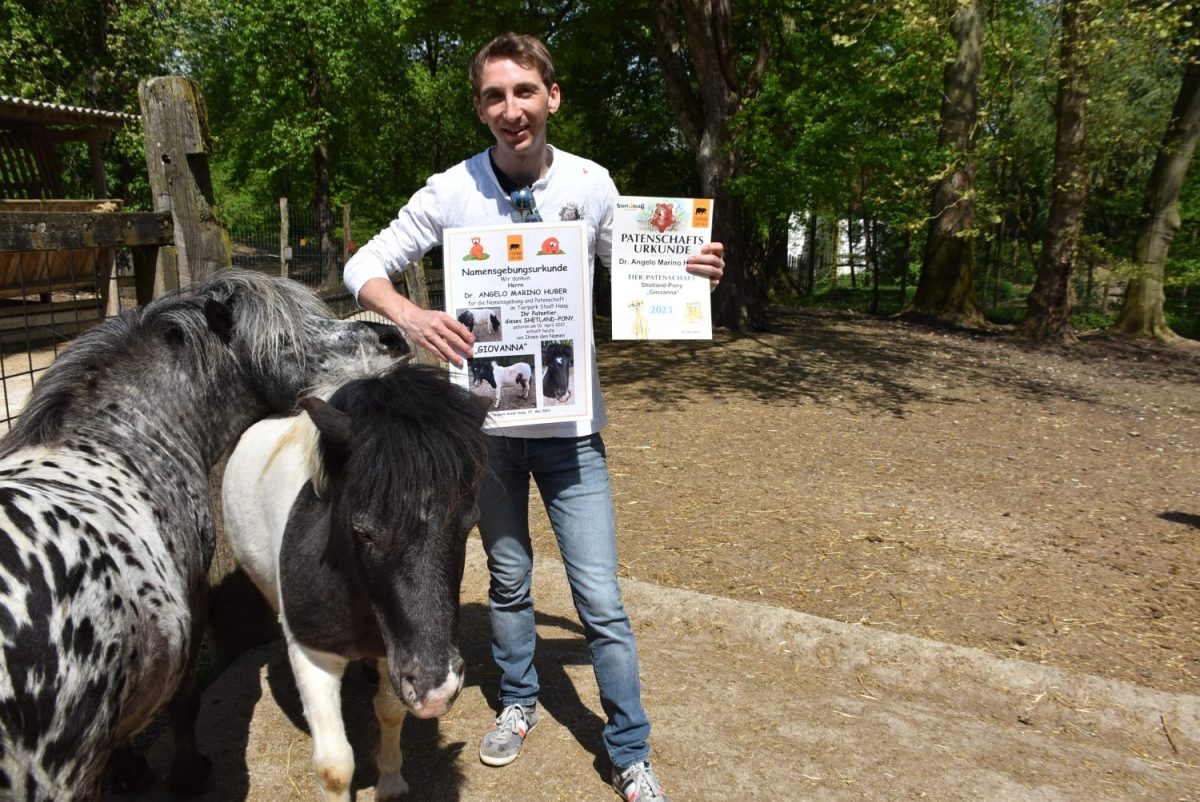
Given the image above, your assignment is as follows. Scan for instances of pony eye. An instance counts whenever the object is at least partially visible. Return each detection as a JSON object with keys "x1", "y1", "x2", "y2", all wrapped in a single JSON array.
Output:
[{"x1": 351, "y1": 513, "x2": 376, "y2": 544}]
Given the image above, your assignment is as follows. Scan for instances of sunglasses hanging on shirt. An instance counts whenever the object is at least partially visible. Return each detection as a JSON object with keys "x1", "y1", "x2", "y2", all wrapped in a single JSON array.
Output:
[{"x1": 510, "y1": 187, "x2": 542, "y2": 223}]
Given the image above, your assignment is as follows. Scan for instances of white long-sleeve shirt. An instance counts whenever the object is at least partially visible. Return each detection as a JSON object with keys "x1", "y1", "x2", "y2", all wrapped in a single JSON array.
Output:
[{"x1": 344, "y1": 145, "x2": 617, "y2": 438}]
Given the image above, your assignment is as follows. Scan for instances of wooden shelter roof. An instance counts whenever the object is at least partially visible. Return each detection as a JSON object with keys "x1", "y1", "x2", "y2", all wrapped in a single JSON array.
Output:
[
  {"x1": 0, "y1": 96, "x2": 136, "y2": 200},
  {"x1": 0, "y1": 95, "x2": 137, "y2": 128}
]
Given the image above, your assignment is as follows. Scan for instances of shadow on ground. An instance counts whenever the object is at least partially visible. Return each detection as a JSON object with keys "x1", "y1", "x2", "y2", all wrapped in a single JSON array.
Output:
[{"x1": 595, "y1": 307, "x2": 1200, "y2": 416}]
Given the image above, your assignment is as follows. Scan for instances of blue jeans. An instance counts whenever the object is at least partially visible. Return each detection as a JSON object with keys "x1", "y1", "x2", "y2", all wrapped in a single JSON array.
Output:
[{"x1": 477, "y1": 433, "x2": 650, "y2": 770}]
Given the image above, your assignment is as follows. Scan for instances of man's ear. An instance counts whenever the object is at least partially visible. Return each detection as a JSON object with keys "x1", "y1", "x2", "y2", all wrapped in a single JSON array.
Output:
[
  {"x1": 547, "y1": 82, "x2": 561, "y2": 114},
  {"x1": 474, "y1": 94, "x2": 485, "y2": 123}
]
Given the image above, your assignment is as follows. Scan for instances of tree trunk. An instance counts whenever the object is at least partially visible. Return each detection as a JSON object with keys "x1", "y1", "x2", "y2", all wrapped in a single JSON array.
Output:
[
  {"x1": 901, "y1": 0, "x2": 986, "y2": 328},
  {"x1": 867, "y1": 217, "x2": 880, "y2": 315},
  {"x1": 314, "y1": 138, "x2": 338, "y2": 288},
  {"x1": 651, "y1": 0, "x2": 769, "y2": 331},
  {"x1": 1113, "y1": 48, "x2": 1200, "y2": 341},
  {"x1": 710, "y1": 193, "x2": 764, "y2": 329},
  {"x1": 305, "y1": 55, "x2": 338, "y2": 288},
  {"x1": 138, "y1": 76, "x2": 231, "y2": 292},
  {"x1": 805, "y1": 211, "x2": 817, "y2": 294},
  {"x1": 1020, "y1": 0, "x2": 1096, "y2": 344},
  {"x1": 762, "y1": 214, "x2": 789, "y2": 290},
  {"x1": 847, "y1": 214, "x2": 857, "y2": 290}
]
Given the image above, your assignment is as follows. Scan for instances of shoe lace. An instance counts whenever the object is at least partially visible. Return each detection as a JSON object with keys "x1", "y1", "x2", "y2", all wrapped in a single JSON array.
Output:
[
  {"x1": 621, "y1": 762, "x2": 666, "y2": 801},
  {"x1": 494, "y1": 704, "x2": 527, "y2": 735}
]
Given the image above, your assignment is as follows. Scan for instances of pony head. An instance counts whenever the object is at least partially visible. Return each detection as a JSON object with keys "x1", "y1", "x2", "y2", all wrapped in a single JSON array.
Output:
[
  {"x1": 470, "y1": 360, "x2": 495, "y2": 388},
  {"x1": 196, "y1": 270, "x2": 409, "y2": 411},
  {"x1": 297, "y1": 364, "x2": 491, "y2": 717}
]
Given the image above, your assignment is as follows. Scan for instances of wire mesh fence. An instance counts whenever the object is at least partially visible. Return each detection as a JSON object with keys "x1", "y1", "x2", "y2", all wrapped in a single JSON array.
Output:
[
  {"x1": 0, "y1": 247, "x2": 138, "y2": 430},
  {"x1": 228, "y1": 204, "x2": 331, "y2": 287},
  {"x1": 227, "y1": 203, "x2": 445, "y2": 311}
]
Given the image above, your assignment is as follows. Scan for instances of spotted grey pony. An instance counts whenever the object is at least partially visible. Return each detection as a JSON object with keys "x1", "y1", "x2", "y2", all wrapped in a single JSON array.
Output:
[{"x1": 0, "y1": 269, "x2": 407, "y2": 800}]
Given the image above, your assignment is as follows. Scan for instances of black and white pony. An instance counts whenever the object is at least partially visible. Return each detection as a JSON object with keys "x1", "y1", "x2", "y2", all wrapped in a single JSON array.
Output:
[
  {"x1": 541, "y1": 342, "x2": 573, "y2": 403},
  {"x1": 221, "y1": 363, "x2": 490, "y2": 801},
  {"x1": 470, "y1": 360, "x2": 532, "y2": 408},
  {"x1": 0, "y1": 269, "x2": 407, "y2": 801},
  {"x1": 456, "y1": 308, "x2": 499, "y2": 336}
]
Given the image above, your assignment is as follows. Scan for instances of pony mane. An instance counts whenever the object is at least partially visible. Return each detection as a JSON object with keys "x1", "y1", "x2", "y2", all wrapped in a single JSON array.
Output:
[
  {"x1": 199, "y1": 269, "x2": 335, "y2": 375},
  {"x1": 311, "y1": 364, "x2": 490, "y2": 527},
  {"x1": 0, "y1": 269, "x2": 333, "y2": 457}
]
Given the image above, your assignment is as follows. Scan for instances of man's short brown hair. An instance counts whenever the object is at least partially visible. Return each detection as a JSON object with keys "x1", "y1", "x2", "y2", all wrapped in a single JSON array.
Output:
[{"x1": 469, "y1": 33, "x2": 556, "y2": 95}]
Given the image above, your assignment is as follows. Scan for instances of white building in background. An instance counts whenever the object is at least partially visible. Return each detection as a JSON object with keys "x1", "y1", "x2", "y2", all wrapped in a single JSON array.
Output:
[{"x1": 787, "y1": 212, "x2": 867, "y2": 278}]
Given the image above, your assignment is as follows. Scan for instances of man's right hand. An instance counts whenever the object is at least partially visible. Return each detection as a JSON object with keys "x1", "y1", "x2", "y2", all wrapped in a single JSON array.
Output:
[{"x1": 397, "y1": 304, "x2": 475, "y2": 367}]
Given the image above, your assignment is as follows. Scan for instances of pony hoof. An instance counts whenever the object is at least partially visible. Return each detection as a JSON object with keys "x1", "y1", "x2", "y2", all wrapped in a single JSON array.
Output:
[
  {"x1": 376, "y1": 771, "x2": 410, "y2": 800},
  {"x1": 105, "y1": 744, "x2": 156, "y2": 794},
  {"x1": 168, "y1": 752, "x2": 213, "y2": 796}
]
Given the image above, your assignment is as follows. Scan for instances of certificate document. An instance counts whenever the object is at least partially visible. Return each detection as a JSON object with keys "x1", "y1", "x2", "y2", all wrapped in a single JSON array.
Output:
[
  {"x1": 443, "y1": 221, "x2": 591, "y2": 428},
  {"x1": 610, "y1": 196, "x2": 714, "y2": 340}
]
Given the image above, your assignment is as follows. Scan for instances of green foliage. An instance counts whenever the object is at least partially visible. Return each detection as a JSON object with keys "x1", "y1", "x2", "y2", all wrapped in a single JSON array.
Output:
[
  {"x1": 5, "y1": 0, "x2": 1200, "y2": 340},
  {"x1": 0, "y1": 0, "x2": 194, "y2": 206},
  {"x1": 549, "y1": 7, "x2": 694, "y2": 196}
]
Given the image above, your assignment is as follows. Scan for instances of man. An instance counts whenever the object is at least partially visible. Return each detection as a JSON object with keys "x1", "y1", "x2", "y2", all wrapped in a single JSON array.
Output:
[{"x1": 344, "y1": 32, "x2": 724, "y2": 802}]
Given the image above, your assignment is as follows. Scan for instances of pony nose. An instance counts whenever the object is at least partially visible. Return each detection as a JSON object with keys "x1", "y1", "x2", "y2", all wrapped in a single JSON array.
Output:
[{"x1": 396, "y1": 656, "x2": 465, "y2": 719}]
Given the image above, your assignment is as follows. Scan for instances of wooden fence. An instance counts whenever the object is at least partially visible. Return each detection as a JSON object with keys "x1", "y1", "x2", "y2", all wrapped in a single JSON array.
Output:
[{"x1": 0, "y1": 77, "x2": 440, "y2": 430}]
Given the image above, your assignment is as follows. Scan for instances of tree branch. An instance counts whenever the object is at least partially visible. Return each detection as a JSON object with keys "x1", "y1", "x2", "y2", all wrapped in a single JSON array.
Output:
[
  {"x1": 745, "y1": 22, "x2": 771, "y2": 97},
  {"x1": 712, "y1": 0, "x2": 739, "y2": 94},
  {"x1": 651, "y1": 0, "x2": 703, "y2": 151}
]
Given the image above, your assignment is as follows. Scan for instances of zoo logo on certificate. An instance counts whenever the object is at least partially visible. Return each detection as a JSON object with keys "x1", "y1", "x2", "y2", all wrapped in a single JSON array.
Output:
[
  {"x1": 611, "y1": 196, "x2": 713, "y2": 340},
  {"x1": 443, "y1": 220, "x2": 591, "y2": 429}
]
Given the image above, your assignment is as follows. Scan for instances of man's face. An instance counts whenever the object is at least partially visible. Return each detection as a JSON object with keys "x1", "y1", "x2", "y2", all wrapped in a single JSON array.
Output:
[{"x1": 474, "y1": 57, "x2": 560, "y2": 160}]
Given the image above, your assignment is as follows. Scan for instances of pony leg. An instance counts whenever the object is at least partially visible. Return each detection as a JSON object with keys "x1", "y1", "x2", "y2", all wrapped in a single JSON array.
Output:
[
  {"x1": 166, "y1": 678, "x2": 212, "y2": 795},
  {"x1": 373, "y1": 658, "x2": 410, "y2": 801},
  {"x1": 288, "y1": 640, "x2": 354, "y2": 802},
  {"x1": 168, "y1": 587, "x2": 213, "y2": 796}
]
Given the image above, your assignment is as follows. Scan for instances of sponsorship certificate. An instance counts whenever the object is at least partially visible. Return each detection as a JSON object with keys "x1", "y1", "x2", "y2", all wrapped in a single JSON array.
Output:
[
  {"x1": 443, "y1": 221, "x2": 591, "y2": 428},
  {"x1": 610, "y1": 196, "x2": 714, "y2": 340}
]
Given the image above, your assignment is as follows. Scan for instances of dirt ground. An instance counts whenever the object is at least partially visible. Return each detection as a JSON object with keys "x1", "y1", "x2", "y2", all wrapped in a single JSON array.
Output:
[
  {"x1": 115, "y1": 305, "x2": 1200, "y2": 800},
  {"x1": 587, "y1": 307, "x2": 1200, "y2": 696}
]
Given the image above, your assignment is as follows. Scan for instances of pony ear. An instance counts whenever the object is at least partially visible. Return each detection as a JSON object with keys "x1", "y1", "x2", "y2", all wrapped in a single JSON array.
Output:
[
  {"x1": 298, "y1": 397, "x2": 354, "y2": 466},
  {"x1": 203, "y1": 298, "x2": 235, "y2": 344}
]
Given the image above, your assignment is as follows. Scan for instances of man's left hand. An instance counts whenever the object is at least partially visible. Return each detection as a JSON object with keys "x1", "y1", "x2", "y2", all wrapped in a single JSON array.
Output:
[{"x1": 686, "y1": 242, "x2": 725, "y2": 290}]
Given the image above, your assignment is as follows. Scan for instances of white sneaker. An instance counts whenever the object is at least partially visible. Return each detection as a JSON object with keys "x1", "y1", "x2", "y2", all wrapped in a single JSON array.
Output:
[
  {"x1": 611, "y1": 760, "x2": 669, "y2": 802},
  {"x1": 479, "y1": 703, "x2": 537, "y2": 767}
]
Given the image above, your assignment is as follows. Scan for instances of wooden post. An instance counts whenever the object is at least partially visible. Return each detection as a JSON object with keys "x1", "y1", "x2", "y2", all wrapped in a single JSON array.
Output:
[
  {"x1": 87, "y1": 137, "x2": 108, "y2": 199},
  {"x1": 138, "y1": 76, "x2": 231, "y2": 294},
  {"x1": 402, "y1": 261, "x2": 438, "y2": 365},
  {"x1": 279, "y1": 197, "x2": 289, "y2": 278},
  {"x1": 342, "y1": 203, "x2": 352, "y2": 264}
]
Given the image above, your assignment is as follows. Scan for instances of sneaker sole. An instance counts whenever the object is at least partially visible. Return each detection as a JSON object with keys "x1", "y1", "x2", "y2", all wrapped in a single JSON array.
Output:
[{"x1": 479, "y1": 749, "x2": 520, "y2": 767}]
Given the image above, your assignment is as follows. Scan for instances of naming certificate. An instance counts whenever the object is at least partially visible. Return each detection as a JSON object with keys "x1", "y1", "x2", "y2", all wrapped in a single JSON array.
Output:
[{"x1": 443, "y1": 221, "x2": 591, "y2": 428}]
